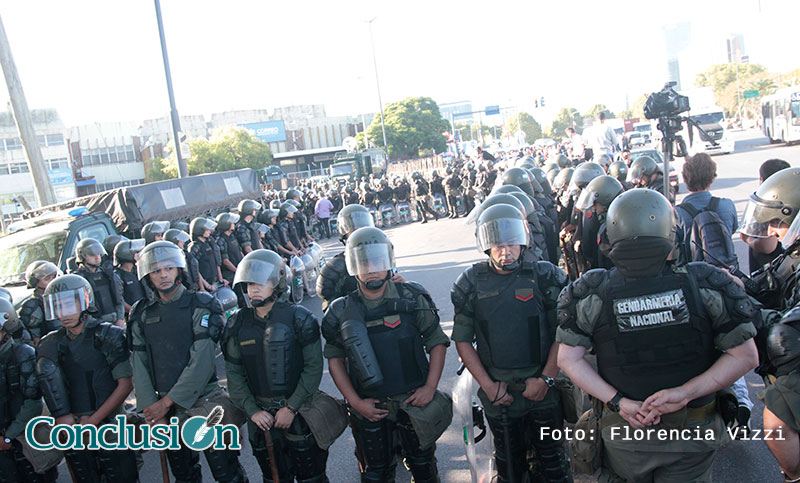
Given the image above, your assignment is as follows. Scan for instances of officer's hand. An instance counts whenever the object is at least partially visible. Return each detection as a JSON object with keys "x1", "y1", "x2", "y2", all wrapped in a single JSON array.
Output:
[
  {"x1": 250, "y1": 411, "x2": 275, "y2": 431},
  {"x1": 574, "y1": 240, "x2": 581, "y2": 253},
  {"x1": 390, "y1": 272, "x2": 406, "y2": 284},
  {"x1": 79, "y1": 415, "x2": 100, "y2": 427},
  {"x1": 405, "y1": 384, "x2": 436, "y2": 407},
  {"x1": 523, "y1": 377, "x2": 549, "y2": 402},
  {"x1": 618, "y1": 398, "x2": 648, "y2": 429},
  {"x1": 274, "y1": 407, "x2": 295, "y2": 429},
  {"x1": 221, "y1": 279, "x2": 230, "y2": 287},
  {"x1": 353, "y1": 398, "x2": 389, "y2": 422},
  {"x1": 115, "y1": 320, "x2": 125, "y2": 329},
  {"x1": 483, "y1": 381, "x2": 514, "y2": 406},
  {"x1": 640, "y1": 387, "x2": 690, "y2": 424},
  {"x1": 0, "y1": 436, "x2": 12, "y2": 450},
  {"x1": 143, "y1": 398, "x2": 172, "y2": 424},
  {"x1": 55, "y1": 414, "x2": 76, "y2": 426}
]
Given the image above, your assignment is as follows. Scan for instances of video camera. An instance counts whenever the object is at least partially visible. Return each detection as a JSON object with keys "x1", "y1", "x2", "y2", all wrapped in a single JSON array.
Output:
[{"x1": 643, "y1": 81, "x2": 690, "y2": 120}]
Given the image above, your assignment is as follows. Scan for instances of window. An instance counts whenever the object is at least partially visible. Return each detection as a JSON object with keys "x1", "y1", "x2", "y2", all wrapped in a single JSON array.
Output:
[
  {"x1": 0, "y1": 165, "x2": 9, "y2": 175},
  {"x1": 10, "y1": 163, "x2": 29, "y2": 174},
  {"x1": 77, "y1": 223, "x2": 109, "y2": 243},
  {"x1": 45, "y1": 134, "x2": 64, "y2": 146},
  {"x1": 37, "y1": 135, "x2": 46, "y2": 147},
  {"x1": 5, "y1": 138, "x2": 21, "y2": 150},
  {"x1": 48, "y1": 158, "x2": 69, "y2": 170}
]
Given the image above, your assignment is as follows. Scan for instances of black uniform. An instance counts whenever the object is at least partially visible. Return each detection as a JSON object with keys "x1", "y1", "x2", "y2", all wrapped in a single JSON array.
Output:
[
  {"x1": 18, "y1": 293, "x2": 60, "y2": 342},
  {"x1": 114, "y1": 266, "x2": 149, "y2": 308},
  {"x1": 0, "y1": 334, "x2": 56, "y2": 483},
  {"x1": 237, "y1": 218, "x2": 263, "y2": 251},
  {"x1": 345, "y1": 191, "x2": 360, "y2": 206},
  {"x1": 189, "y1": 237, "x2": 222, "y2": 286},
  {"x1": 216, "y1": 232, "x2": 244, "y2": 283},
  {"x1": 444, "y1": 172, "x2": 462, "y2": 217},
  {"x1": 362, "y1": 190, "x2": 378, "y2": 208},
  {"x1": 316, "y1": 252, "x2": 358, "y2": 311},
  {"x1": 647, "y1": 174, "x2": 675, "y2": 204},
  {"x1": 412, "y1": 178, "x2": 437, "y2": 221},
  {"x1": 36, "y1": 317, "x2": 137, "y2": 482},
  {"x1": 73, "y1": 266, "x2": 124, "y2": 323},
  {"x1": 377, "y1": 186, "x2": 394, "y2": 205}
]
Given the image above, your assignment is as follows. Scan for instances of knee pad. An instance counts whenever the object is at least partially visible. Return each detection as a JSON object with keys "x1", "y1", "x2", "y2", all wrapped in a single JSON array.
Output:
[
  {"x1": 166, "y1": 448, "x2": 202, "y2": 483},
  {"x1": 97, "y1": 449, "x2": 138, "y2": 481},
  {"x1": 64, "y1": 449, "x2": 99, "y2": 482},
  {"x1": 288, "y1": 431, "x2": 327, "y2": 481},
  {"x1": 204, "y1": 449, "x2": 246, "y2": 483}
]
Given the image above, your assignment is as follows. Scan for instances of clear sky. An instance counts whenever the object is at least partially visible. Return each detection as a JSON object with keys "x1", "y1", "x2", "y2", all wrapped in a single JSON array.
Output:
[{"x1": 1, "y1": 0, "x2": 797, "y2": 128}]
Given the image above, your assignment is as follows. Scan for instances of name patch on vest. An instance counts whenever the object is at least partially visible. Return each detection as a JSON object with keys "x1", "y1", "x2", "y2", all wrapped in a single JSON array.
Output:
[
  {"x1": 613, "y1": 289, "x2": 689, "y2": 332},
  {"x1": 239, "y1": 339, "x2": 256, "y2": 346},
  {"x1": 145, "y1": 317, "x2": 161, "y2": 325}
]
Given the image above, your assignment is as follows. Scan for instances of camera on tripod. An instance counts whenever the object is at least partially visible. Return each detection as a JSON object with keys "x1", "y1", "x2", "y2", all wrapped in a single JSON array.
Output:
[{"x1": 643, "y1": 81, "x2": 690, "y2": 120}]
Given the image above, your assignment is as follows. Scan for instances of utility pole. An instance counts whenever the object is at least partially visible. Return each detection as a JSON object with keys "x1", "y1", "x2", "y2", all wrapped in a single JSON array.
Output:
[
  {"x1": 367, "y1": 18, "x2": 389, "y2": 163},
  {"x1": 0, "y1": 14, "x2": 57, "y2": 207},
  {"x1": 154, "y1": 0, "x2": 188, "y2": 178}
]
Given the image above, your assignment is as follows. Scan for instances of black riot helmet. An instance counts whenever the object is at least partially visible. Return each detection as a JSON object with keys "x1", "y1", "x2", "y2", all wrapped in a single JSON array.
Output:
[
  {"x1": 233, "y1": 249, "x2": 288, "y2": 306},
  {"x1": 345, "y1": 227, "x2": 395, "y2": 290},
  {"x1": 286, "y1": 189, "x2": 302, "y2": 201},
  {"x1": 552, "y1": 167, "x2": 574, "y2": 191},
  {"x1": 569, "y1": 162, "x2": 605, "y2": 192},
  {"x1": 530, "y1": 167, "x2": 553, "y2": 195},
  {"x1": 75, "y1": 238, "x2": 106, "y2": 266},
  {"x1": 113, "y1": 238, "x2": 146, "y2": 266},
  {"x1": 627, "y1": 156, "x2": 660, "y2": 184},
  {"x1": 0, "y1": 287, "x2": 11, "y2": 304},
  {"x1": 103, "y1": 234, "x2": 129, "y2": 257},
  {"x1": 42, "y1": 274, "x2": 95, "y2": 321},
  {"x1": 475, "y1": 204, "x2": 530, "y2": 271},
  {"x1": 257, "y1": 209, "x2": 279, "y2": 226},
  {"x1": 214, "y1": 286, "x2": 239, "y2": 316},
  {"x1": 0, "y1": 298, "x2": 20, "y2": 334},
  {"x1": 142, "y1": 221, "x2": 170, "y2": 244},
  {"x1": 279, "y1": 202, "x2": 298, "y2": 219},
  {"x1": 595, "y1": 153, "x2": 613, "y2": 167},
  {"x1": 492, "y1": 184, "x2": 525, "y2": 196},
  {"x1": 238, "y1": 199, "x2": 262, "y2": 217},
  {"x1": 508, "y1": 192, "x2": 539, "y2": 225},
  {"x1": 605, "y1": 189, "x2": 676, "y2": 278},
  {"x1": 269, "y1": 199, "x2": 281, "y2": 210},
  {"x1": 479, "y1": 193, "x2": 528, "y2": 220},
  {"x1": 172, "y1": 221, "x2": 189, "y2": 233},
  {"x1": 137, "y1": 240, "x2": 187, "y2": 283},
  {"x1": 575, "y1": 175, "x2": 624, "y2": 212},
  {"x1": 554, "y1": 154, "x2": 570, "y2": 169},
  {"x1": 337, "y1": 204, "x2": 375, "y2": 242},
  {"x1": 501, "y1": 167, "x2": 537, "y2": 197},
  {"x1": 164, "y1": 229, "x2": 191, "y2": 247},
  {"x1": 216, "y1": 212, "x2": 240, "y2": 232},
  {"x1": 608, "y1": 161, "x2": 628, "y2": 183},
  {"x1": 190, "y1": 217, "x2": 218, "y2": 238},
  {"x1": 25, "y1": 261, "x2": 60, "y2": 289}
]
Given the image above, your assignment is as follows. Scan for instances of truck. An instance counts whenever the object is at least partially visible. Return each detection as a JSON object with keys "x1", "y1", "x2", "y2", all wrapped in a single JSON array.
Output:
[
  {"x1": 0, "y1": 168, "x2": 262, "y2": 303},
  {"x1": 329, "y1": 148, "x2": 387, "y2": 185},
  {"x1": 680, "y1": 87, "x2": 735, "y2": 155}
]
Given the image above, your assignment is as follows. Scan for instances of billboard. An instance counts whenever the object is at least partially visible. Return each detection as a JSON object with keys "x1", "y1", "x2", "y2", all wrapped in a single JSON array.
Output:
[
  {"x1": 48, "y1": 168, "x2": 74, "y2": 186},
  {"x1": 240, "y1": 121, "x2": 286, "y2": 143}
]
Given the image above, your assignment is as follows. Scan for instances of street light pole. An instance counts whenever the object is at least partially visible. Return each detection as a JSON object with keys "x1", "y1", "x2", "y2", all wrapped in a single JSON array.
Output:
[
  {"x1": 367, "y1": 18, "x2": 389, "y2": 163},
  {"x1": 154, "y1": 0, "x2": 188, "y2": 178}
]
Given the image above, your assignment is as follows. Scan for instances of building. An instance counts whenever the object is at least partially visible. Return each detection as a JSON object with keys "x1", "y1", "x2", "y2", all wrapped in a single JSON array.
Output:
[
  {"x1": 67, "y1": 121, "x2": 146, "y2": 196},
  {"x1": 727, "y1": 33, "x2": 746, "y2": 64},
  {"x1": 0, "y1": 108, "x2": 75, "y2": 214}
]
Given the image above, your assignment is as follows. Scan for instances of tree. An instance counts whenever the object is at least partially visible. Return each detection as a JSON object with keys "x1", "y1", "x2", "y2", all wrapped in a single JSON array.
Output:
[
  {"x1": 163, "y1": 126, "x2": 273, "y2": 177},
  {"x1": 503, "y1": 112, "x2": 542, "y2": 144},
  {"x1": 618, "y1": 93, "x2": 649, "y2": 120},
  {"x1": 695, "y1": 63, "x2": 769, "y2": 117},
  {"x1": 586, "y1": 104, "x2": 615, "y2": 120},
  {"x1": 366, "y1": 97, "x2": 451, "y2": 158},
  {"x1": 547, "y1": 108, "x2": 583, "y2": 140},
  {"x1": 145, "y1": 157, "x2": 175, "y2": 182}
]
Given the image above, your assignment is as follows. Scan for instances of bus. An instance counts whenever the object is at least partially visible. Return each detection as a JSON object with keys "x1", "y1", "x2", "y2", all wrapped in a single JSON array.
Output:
[{"x1": 761, "y1": 85, "x2": 800, "y2": 144}]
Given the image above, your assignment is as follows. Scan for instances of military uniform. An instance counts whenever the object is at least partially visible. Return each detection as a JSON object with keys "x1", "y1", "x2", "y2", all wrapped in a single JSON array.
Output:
[
  {"x1": 322, "y1": 281, "x2": 452, "y2": 483},
  {"x1": 0, "y1": 330, "x2": 55, "y2": 482},
  {"x1": 114, "y1": 266, "x2": 149, "y2": 308},
  {"x1": 18, "y1": 293, "x2": 59, "y2": 342},
  {"x1": 444, "y1": 172, "x2": 462, "y2": 218},
  {"x1": 189, "y1": 237, "x2": 222, "y2": 286},
  {"x1": 452, "y1": 259, "x2": 571, "y2": 482},
  {"x1": 237, "y1": 218, "x2": 263, "y2": 252},
  {"x1": 217, "y1": 232, "x2": 244, "y2": 283},
  {"x1": 74, "y1": 265, "x2": 124, "y2": 323},
  {"x1": 316, "y1": 253, "x2": 358, "y2": 312},
  {"x1": 37, "y1": 316, "x2": 137, "y2": 481},
  {"x1": 223, "y1": 302, "x2": 329, "y2": 482},
  {"x1": 129, "y1": 284, "x2": 247, "y2": 483}
]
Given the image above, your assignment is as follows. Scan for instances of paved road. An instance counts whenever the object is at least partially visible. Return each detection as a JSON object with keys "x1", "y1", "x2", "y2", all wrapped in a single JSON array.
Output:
[{"x1": 63, "y1": 130, "x2": 799, "y2": 482}]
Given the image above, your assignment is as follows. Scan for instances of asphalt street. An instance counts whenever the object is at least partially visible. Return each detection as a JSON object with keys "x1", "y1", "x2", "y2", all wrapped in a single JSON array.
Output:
[{"x1": 62, "y1": 130, "x2": 799, "y2": 482}]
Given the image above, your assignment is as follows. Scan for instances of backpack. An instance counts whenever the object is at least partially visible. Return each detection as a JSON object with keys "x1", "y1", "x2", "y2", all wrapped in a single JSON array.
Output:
[{"x1": 679, "y1": 197, "x2": 739, "y2": 270}]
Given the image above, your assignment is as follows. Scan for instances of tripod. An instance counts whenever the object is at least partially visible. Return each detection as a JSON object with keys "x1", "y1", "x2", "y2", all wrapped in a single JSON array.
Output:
[{"x1": 656, "y1": 115, "x2": 719, "y2": 198}]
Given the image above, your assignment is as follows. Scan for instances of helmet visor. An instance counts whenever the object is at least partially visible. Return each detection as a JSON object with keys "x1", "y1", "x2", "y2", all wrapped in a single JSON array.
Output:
[
  {"x1": 128, "y1": 239, "x2": 146, "y2": 253},
  {"x1": 575, "y1": 188, "x2": 598, "y2": 212},
  {"x1": 233, "y1": 258, "x2": 281, "y2": 289},
  {"x1": 31, "y1": 262, "x2": 59, "y2": 281},
  {"x1": 149, "y1": 221, "x2": 170, "y2": 235},
  {"x1": 626, "y1": 164, "x2": 644, "y2": 183},
  {"x1": 739, "y1": 194, "x2": 786, "y2": 238},
  {"x1": 476, "y1": 218, "x2": 530, "y2": 252},
  {"x1": 346, "y1": 243, "x2": 395, "y2": 276},
  {"x1": 43, "y1": 287, "x2": 92, "y2": 321},
  {"x1": 782, "y1": 212, "x2": 800, "y2": 249},
  {"x1": 137, "y1": 246, "x2": 187, "y2": 280},
  {"x1": 81, "y1": 241, "x2": 107, "y2": 257},
  {"x1": 339, "y1": 211, "x2": 374, "y2": 235}
]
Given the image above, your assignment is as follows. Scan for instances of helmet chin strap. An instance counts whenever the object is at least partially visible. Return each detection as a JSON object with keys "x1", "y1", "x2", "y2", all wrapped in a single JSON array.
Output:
[{"x1": 362, "y1": 271, "x2": 392, "y2": 291}]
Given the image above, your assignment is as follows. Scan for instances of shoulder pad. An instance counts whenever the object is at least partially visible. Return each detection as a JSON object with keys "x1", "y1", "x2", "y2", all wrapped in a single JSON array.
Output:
[
  {"x1": 689, "y1": 262, "x2": 745, "y2": 295},
  {"x1": 401, "y1": 280, "x2": 429, "y2": 298},
  {"x1": 686, "y1": 261, "x2": 717, "y2": 284},
  {"x1": 13, "y1": 342, "x2": 39, "y2": 399},
  {"x1": 292, "y1": 304, "x2": 321, "y2": 346},
  {"x1": 193, "y1": 291, "x2": 224, "y2": 342},
  {"x1": 534, "y1": 261, "x2": 568, "y2": 288},
  {"x1": 571, "y1": 268, "x2": 608, "y2": 298},
  {"x1": 321, "y1": 296, "x2": 346, "y2": 343},
  {"x1": 451, "y1": 267, "x2": 477, "y2": 312},
  {"x1": 95, "y1": 322, "x2": 129, "y2": 368},
  {"x1": 188, "y1": 241, "x2": 202, "y2": 255},
  {"x1": 194, "y1": 291, "x2": 223, "y2": 313},
  {"x1": 36, "y1": 330, "x2": 63, "y2": 362},
  {"x1": 220, "y1": 308, "x2": 244, "y2": 362},
  {"x1": 320, "y1": 254, "x2": 348, "y2": 279},
  {"x1": 12, "y1": 340, "x2": 36, "y2": 367}
]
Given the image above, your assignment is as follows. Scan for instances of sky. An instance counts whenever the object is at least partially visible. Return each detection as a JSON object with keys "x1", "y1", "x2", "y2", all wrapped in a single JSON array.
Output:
[{"x1": 1, "y1": 0, "x2": 797, "y2": 129}]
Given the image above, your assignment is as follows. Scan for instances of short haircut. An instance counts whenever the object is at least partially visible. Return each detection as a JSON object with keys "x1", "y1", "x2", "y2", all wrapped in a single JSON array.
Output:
[
  {"x1": 682, "y1": 153, "x2": 717, "y2": 192},
  {"x1": 597, "y1": 111, "x2": 606, "y2": 121},
  {"x1": 759, "y1": 158, "x2": 791, "y2": 181},
  {"x1": 566, "y1": 127, "x2": 575, "y2": 134}
]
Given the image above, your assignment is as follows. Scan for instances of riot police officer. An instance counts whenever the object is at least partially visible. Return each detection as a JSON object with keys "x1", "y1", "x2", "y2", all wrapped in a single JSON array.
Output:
[
  {"x1": 563, "y1": 162, "x2": 605, "y2": 277},
  {"x1": 607, "y1": 161, "x2": 632, "y2": 190},
  {"x1": 444, "y1": 167, "x2": 462, "y2": 218},
  {"x1": 573, "y1": 175, "x2": 624, "y2": 271},
  {"x1": 165, "y1": 228, "x2": 200, "y2": 290},
  {"x1": 223, "y1": 250, "x2": 334, "y2": 482},
  {"x1": 129, "y1": 241, "x2": 248, "y2": 483},
  {"x1": 0, "y1": 298, "x2": 55, "y2": 482},
  {"x1": 19, "y1": 261, "x2": 61, "y2": 345},
  {"x1": 102, "y1": 234, "x2": 128, "y2": 271},
  {"x1": 277, "y1": 202, "x2": 302, "y2": 260},
  {"x1": 411, "y1": 172, "x2": 438, "y2": 224},
  {"x1": 322, "y1": 227, "x2": 451, "y2": 483},
  {"x1": 557, "y1": 189, "x2": 758, "y2": 482},
  {"x1": 189, "y1": 217, "x2": 225, "y2": 292},
  {"x1": 628, "y1": 155, "x2": 675, "y2": 203},
  {"x1": 257, "y1": 209, "x2": 282, "y2": 255},
  {"x1": 317, "y1": 204, "x2": 374, "y2": 311},
  {"x1": 451, "y1": 204, "x2": 571, "y2": 482},
  {"x1": 112, "y1": 238, "x2": 149, "y2": 313},
  {"x1": 237, "y1": 199, "x2": 264, "y2": 253},
  {"x1": 142, "y1": 220, "x2": 170, "y2": 245},
  {"x1": 37, "y1": 274, "x2": 137, "y2": 482},
  {"x1": 72, "y1": 239, "x2": 124, "y2": 328},
  {"x1": 216, "y1": 212, "x2": 244, "y2": 285}
]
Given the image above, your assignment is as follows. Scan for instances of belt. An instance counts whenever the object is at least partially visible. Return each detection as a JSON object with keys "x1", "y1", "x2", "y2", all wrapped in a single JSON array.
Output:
[{"x1": 604, "y1": 400, "x2": 717, "y2": 421}]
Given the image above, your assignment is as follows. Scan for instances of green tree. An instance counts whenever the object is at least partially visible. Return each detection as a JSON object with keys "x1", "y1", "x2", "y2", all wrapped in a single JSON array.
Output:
[
  {"x1": 145, "y1": 157, "x2": 175, "y2": 182},
  {"x1": 163, "y1": 126, "x2": 273, "y2": 177},
  {"x1": 366, "y1": 97, "x2": 450, "y2": 158},
  {"x1": 695, "y1": 63, "x2": 769, "y2": 117},
  {"x1": 503, "y1": 112, "x2": 542, "y2": 143},
  {"x1": 618, "y1": 93, "x2": 649, "y2": 120},
  {"x1": 586, "y1": 104, "x2": 615, "y2": 119},
  {"x1": 547, "y1": 107, "x2": 583, "y2": 140}
]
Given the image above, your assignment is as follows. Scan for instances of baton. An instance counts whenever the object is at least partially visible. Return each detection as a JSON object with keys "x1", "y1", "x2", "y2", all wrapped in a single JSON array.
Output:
[
  {"x1": 159, "y1": 451, "x2": 170, "y2": 483},
  {"x1": 500, "y1": 407, "x2": 514, "y2": 482},
  {"x1": 263, "y1": 428, "x2": 280, "y2": 483}
]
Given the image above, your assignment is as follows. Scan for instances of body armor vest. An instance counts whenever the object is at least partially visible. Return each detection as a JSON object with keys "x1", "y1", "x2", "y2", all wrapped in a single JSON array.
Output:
[
  {"x1": 594, "y1": 268, "x2": 719, "y2": 407},
  {"x1": 246, "y1": 221, "x2": 263, "y2": 250},
  {"x1": 236, "y1": 304, "x2": 303, "y2": 398},
  {"x1": 473, "y1": 262, "x2": 550, "y2": 370},
  {"x1": 82, "y1": 268, "x2": 116, "y2": 317},
  {"x1": 195, "y1": 239, "x2": 218, "y2": 283},
  {"x1": 341, "y1": 287, "x2": 429, "y2": 398},
  {"x1": 263, "y1": 227, "x2": 280, "y2": 253},
  {"x1": 117, "y1": 268, "x2": 146, "y2": 306},
  {"x1": 58, "y1": 326, "x2": 117, "y2": 414},
  {"x1": 222, "y1": 233, "x2": 244, "y2": 268},
  {"x1": 140, "y1": 291, "x2": 217, "y2": 393},
  {"x1": 0, "y1": 340, "x2": 23, "y2": 429}
]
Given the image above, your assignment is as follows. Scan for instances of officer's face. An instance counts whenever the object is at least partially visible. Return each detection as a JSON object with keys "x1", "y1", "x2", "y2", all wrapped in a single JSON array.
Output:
[
  {"x1": 358, "y1": 270, "x2": 388, "y2": 284},
  {"x1": 768, "y1": 220, "x2": 790, "y2": 241},
  {"x1": 60, "y1": 312, "x2": 81, "y2": 329},
  {"x1": 154, "y1": 233, "x2": 164, "y2": 242},
  {"x1": 84, "y1": 254, "x2": 102, "y2": 266},
  {"x1": 203, "y1": 229, "x2": 212, "y2": 239},
  {"x1": 490, "y1": 245, "x2": 521, "y2": 266},
  {"x1": 148, "y1": 267, "x2": 178, "y2": 291},
  {"x1": 247, "y1": 282, "x2": 274, "y2": 302},
  {"x1": 37, "y1": 273, "x2": 57, "y2": 290}
]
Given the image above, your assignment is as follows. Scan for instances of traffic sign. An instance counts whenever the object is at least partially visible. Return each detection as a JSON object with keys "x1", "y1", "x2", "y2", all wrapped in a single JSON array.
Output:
[
  {"x1": 743, "y1": 89, "x2": 759, "y2": 99},
  {"x1": 485, "y1": 105, "x2": 500, "y2": 116}
]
